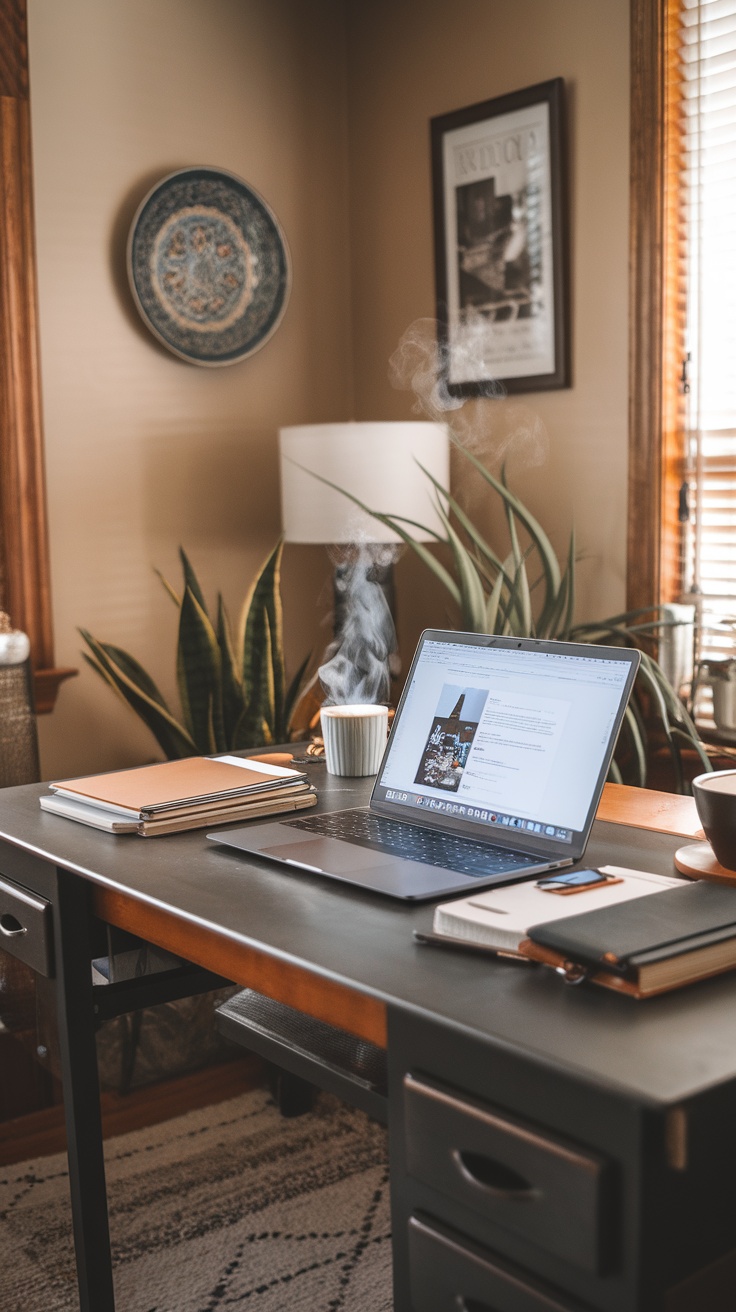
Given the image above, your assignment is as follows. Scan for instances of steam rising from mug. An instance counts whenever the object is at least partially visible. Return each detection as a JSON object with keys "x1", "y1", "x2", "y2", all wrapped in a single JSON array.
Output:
[{"x1": 318, "y1": 545, "x2": 397, "y2": 706}]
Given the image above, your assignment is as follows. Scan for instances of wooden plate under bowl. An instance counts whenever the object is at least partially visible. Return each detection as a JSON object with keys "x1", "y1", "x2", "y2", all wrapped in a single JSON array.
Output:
[{"x1": 675, "y1": 842, "x2": 736, "y2": 884}]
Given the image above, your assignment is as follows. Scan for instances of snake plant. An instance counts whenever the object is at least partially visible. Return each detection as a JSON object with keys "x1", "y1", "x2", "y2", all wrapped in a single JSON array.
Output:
[
  {"x1": 313, "y1": 440, "x2": 710, "y2": 793},
  {"x1": 80, "y1": 541, "x2": 308, "y2": 758}
]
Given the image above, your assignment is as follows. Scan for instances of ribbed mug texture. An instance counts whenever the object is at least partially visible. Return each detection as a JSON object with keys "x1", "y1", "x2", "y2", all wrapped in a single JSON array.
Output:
[{"x1": 320, "y1": 706, "x2": 388, "y2": 776}]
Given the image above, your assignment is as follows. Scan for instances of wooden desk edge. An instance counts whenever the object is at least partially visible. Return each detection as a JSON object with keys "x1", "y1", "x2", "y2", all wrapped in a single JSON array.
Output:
[
  {"x1": 597, "y1": 783, "x2": 703, "y2": 839},
  {"x1": 92, "y1": 886, "x2": 388, "y2": 1050}
]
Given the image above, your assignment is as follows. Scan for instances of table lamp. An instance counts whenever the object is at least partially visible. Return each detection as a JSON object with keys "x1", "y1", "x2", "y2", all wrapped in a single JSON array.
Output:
[
  {"x1": 279, "y1": 421, "x2": 450, "y2": 703},
  {"x1": 279, "y1": 419, "x2": 449, "y2": 626}
]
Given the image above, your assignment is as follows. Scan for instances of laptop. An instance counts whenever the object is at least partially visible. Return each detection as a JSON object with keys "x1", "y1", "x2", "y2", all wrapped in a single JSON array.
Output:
[{"x1": 208, "y1": 631, "x2": 640, "y2": 900}]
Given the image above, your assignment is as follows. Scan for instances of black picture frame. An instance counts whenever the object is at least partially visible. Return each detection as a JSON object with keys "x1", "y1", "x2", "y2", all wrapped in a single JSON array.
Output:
[{"x1": 431, "y1": 78, "x2": 570, "y2": 396}]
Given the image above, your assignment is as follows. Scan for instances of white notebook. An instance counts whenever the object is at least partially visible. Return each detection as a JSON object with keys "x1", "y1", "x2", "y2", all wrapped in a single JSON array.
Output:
[{"x1": 432, "y1": 866, "x2": 683, "y2": 953}]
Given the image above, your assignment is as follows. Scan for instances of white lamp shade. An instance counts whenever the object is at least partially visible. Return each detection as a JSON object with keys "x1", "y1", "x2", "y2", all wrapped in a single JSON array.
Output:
[{"x1": 279, "y1": 421, "x2": 450, "y2": 544}]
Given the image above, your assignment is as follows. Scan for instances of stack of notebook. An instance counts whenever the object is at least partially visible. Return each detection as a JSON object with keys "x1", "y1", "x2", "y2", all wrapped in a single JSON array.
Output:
[
  {"x1": 39, "y1": 754, "x2": 316, "y2": 836},
  {"x1": 428, "y1": 870, "x2": 736, "y2": 997}
]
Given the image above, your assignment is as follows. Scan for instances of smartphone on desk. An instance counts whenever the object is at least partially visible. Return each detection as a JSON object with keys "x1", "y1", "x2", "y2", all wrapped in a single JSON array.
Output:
[{"x1": 536, "y1": 868, "x2": 624, "y2": 896}]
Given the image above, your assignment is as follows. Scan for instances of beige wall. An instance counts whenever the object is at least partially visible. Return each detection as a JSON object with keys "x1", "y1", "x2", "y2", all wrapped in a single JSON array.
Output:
[
  {"x1": 30, "y1": 0, "x2": 352, "y2": 778},
  {"x1": 346, "y1": 0, "x2": 631, "y2": 667},
  {"x1": 30, "y1": 0, "x2": 630, "y2": 778}
]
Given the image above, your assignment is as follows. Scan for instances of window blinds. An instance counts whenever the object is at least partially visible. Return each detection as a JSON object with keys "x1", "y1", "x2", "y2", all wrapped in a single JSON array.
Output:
[{"x1": 681, "y1": 0, "x2": 736, "y2": 664}]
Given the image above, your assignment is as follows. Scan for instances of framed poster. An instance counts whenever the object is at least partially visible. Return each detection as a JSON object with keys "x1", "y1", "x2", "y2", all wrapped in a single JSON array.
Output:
[{"x1": 431, "y1": 78, "x2": 569, "y2": 396}]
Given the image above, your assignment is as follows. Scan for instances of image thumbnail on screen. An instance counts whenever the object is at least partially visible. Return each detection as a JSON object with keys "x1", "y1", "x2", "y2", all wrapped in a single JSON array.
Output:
[{"x1": 414, "y1": 685, "x2": 488, "y2": 792}]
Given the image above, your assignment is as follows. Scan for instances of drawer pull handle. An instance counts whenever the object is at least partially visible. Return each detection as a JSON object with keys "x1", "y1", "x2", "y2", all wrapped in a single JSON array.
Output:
[
  {"x1": 0, "y1": 913, "x2": 27, "y2": 938},
  {"x1": 453, "y1": 1149, "x2": 536, "y2": 1199}
]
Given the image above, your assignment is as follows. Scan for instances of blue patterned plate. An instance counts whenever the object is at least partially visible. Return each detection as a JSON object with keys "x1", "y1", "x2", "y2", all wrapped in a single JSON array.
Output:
[{"x1": 127, "y1": 167, "x2": 291, "y2": 366}]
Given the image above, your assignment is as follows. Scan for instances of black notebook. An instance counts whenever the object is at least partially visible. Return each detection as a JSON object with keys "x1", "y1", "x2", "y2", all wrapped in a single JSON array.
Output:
[{"x1": 522, "y1": 881, "x2": 736, "y2": 997}]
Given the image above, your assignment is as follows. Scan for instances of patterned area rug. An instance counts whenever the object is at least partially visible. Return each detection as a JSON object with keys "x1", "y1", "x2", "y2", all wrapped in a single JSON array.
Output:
[{"x1": 0, "y1": 1089, "x2": 392, "y2": 1311}]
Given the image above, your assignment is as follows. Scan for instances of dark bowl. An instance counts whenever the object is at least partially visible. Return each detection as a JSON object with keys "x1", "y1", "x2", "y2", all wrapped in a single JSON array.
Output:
[{"x1": 692, "y1": 770, "x2": 736, "y2": 872}]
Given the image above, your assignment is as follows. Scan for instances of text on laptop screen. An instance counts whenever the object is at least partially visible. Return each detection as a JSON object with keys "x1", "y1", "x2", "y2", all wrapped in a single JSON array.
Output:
[{"x1": 374, "y1": 640, "x2": 631, "y2": 843}]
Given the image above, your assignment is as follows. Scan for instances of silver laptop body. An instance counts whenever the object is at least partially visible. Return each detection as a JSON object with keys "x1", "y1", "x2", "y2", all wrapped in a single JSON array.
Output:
[{"x1": 209, "y1": 631, "x2": 640, "y2": 901}]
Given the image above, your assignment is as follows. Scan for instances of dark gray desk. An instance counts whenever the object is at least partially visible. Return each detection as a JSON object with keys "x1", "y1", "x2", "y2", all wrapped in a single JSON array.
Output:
[{"x1": 1, "y1": 765, "x2": 735, "y2": 1311}]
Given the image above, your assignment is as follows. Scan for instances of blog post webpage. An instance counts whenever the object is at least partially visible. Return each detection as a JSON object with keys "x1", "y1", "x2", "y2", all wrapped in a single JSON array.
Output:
[{"x1": 378, "y1": 640, "x2": 629, "y2": 838}]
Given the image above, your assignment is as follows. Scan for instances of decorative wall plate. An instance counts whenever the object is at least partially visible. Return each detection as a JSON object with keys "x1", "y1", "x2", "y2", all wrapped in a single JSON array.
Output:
[{"x1": 127, "y1": 167, "x2": 291, "y2": 366}]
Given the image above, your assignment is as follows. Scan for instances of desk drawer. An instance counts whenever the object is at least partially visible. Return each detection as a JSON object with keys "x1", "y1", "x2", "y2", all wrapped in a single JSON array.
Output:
[
  {"x1": 408, "y1": 1214, "x2": 589, "y2": 1312},
  {"x1": 404, "y1": 1074, "x2": 610, "y2": 1274},
  {"x1": 0, "y1": 875, "x2": 53, "y2": 976}
]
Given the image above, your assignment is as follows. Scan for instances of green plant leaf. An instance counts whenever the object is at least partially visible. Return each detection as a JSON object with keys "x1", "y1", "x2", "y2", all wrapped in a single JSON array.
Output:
[
  {"x1": 93, "y1": 641, "x2": 170, "y2": 709},
  {"x1": 562, "y1": 530, "x2": 576, "y2": 635},
  {"x1": 348, "y1": 506, "x2": 464, "y2": 607},
  {"x1": 634, "y1": 656, "x2": 685, "y2": 793},
  {"x1": 496, "y1": 471, "x2": 535, "y2": 636},
  {"x1": 505, "y1": 507, "x2": 534, "y2": 635},
  {"x1": 538, "y1": 573, "x2": 567, "y2": 640},
  {"x1": 537, "y1": 532, "x2": 575, "y2": 639},
  {"x1": 79, "y1": 630, "x2": 196, "y2": 758},
  {"x1": 81, "y1": 650, "x2": 119, "y2": 693},
  {"x1": 239, "y1": 541, "x2": 286, "y2": 738},
  {"x1": 217, "y1": 595, "x2": 245, "y2": 748},
  {"x1": 372, "y1": 511, "x2": 445, "y2": 542},
  {"x1": 497, "y1": 550, "x2": 527, "y2": 636},
  {"x1": 154, "y1": 569, "x2": 181, "y2": 608},
  {"x1": 178, "y1": 547, "x2": 209, "y2": 617},
  {"x1": 436, "y1": 505, "x2": 487, "y2": 632},
  {"x1": 620, "y1": 703, "x2": 648, "y2": 788},
  {"x1": 266, "y1": 551, "x2": 286, "y2": 735},
  {"x1": 484, "y1": 569, "x2": 505, "y2": 634},
  {"x1": 238, "y1": 606, "x2": 278, "y2": 746},
  {"x1": 416, "y1": 462, "x2": 513, "y2": 582},
  {"x1": 177, "y1": 586, "x2": 224, "y2": 754},
  {"x1": 512, "y1": 557, "x2": 534, "y2": 636},
  {"x1": 453, "y1": 442, "x2": 562, "y2": 599}
]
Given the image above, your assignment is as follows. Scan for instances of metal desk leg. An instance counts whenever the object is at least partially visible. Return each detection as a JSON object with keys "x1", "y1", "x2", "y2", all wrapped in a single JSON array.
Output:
[{"x1": 52, "y1": 868, "x2": 115, "y2": 1312}]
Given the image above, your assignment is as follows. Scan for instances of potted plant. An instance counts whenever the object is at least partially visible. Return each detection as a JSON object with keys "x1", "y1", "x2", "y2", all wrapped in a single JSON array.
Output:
[
  {"x1": 316, "y1": 440, "x2": 710, "y2": 793},
  {"x1": 80, "y1": 541, "x2": 308, "y2": 758}
]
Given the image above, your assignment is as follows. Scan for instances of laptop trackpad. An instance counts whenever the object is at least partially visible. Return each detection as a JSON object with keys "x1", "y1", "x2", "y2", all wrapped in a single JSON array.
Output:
[{"x1": 262, "y1": 837, "x2": 390, "y2": 874}]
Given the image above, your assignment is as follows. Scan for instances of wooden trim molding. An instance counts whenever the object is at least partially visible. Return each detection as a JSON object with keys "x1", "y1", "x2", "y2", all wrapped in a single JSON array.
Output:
[
  {"x1": 629, "y1": 0, "x2": 687, "y2": 614},
  {"x1": 628, "y1": 0, "x2": 666, "y2": 614},
  {"x1": 0, "y1": 0, "x2": 74, "y2": 712}
]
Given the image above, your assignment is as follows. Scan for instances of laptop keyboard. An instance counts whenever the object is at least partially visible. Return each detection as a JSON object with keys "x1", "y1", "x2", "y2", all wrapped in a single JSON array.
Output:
[{"x1": 284, "y1": 809, "x2": 542, "y2": 878}]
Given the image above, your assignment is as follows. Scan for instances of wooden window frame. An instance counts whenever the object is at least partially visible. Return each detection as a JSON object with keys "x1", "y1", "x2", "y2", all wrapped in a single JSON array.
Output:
[
  {"x1": 0, "y1": 0, "x2": 75, "y2": 711},
  {"x1": 628, "y1": 0, "x2": 687, "y2": 616}
]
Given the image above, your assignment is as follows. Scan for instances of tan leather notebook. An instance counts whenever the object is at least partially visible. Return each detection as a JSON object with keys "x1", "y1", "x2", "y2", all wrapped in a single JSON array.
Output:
[{"x1": 50, "y1": 755, "x2": 307, "y2": 818}]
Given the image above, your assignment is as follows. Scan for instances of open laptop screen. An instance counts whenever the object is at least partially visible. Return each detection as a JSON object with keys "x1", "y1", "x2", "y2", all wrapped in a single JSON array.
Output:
[{"x1": 371, "y1": 632, "x2": 639, "y2": 856}]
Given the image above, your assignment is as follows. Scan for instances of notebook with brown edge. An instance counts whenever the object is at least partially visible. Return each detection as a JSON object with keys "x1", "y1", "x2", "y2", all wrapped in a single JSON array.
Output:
[
  {"x1": 138, "y1": 788, "x2": 317, "y2": 836},
  {"x1": 50, "y1": 756, "x2": 307, "y2": 818}
]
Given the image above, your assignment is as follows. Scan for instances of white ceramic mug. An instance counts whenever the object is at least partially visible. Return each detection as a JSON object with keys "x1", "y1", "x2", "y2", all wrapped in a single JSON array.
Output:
[{"x1": 320, "y1": 704, "x2": 389, "y2": 776}]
